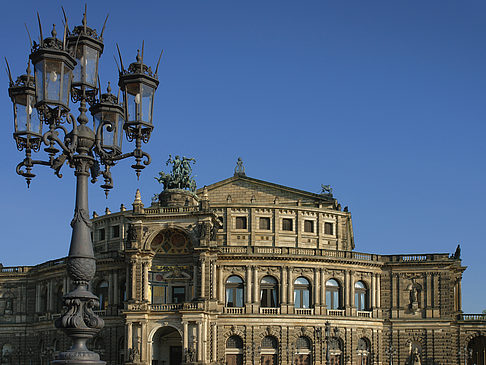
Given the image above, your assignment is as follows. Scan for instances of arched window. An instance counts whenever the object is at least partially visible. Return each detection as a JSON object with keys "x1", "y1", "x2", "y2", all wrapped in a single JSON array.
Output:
[
  {"x1": 260, "y1": 276, "x2": 278, "y2": 308},
  {"x1": 354, "y1": 281, "x2": 368, "y2": 311},
  {"x1": 119, "y1": 280, "x2": 127, "y2": 306},
  {"x1": 39, "y1": 285, "x2": 48, "y2": 313},
  {"x1": 261, "y1": 336, "x2": 278, "y2": 365},
  {"x1": 357, "y1": 338, "x2": 370, "y2": 365},
  {"x1": 326, "y1": 279, "x2": 341, "y2": 309},
  {"x1": 295, "y1": 336, "x2": 311, "y2": 365},
  {"x1": 96, "y1": 281, "x2": 109, "y2": 310},
  {"x1": 226, "y1": 276, "x2": 244, "y2": 307},
  {"x1": 55, "y1": 285, "x2": 64, "y2": 313},
  {"x1": 226, "y1": 335, "x2": 244, "y2": 365},
  {"x1": 328, "y1": 337, "x2": 343, "y2": 365},
  {"x1": 294, "y1": 277, "x2": 311, "y2": 309}
]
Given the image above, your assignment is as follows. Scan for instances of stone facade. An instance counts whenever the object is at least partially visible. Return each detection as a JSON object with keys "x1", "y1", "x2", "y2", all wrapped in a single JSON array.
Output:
[{"x1": 0, "y1": 173, "x2": 485, "y2": 365}]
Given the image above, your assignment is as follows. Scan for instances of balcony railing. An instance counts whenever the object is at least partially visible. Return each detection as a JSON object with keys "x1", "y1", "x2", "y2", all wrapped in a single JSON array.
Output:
[
  {"x1": 458, "y1": 313, "x2": 486, "y2": 321},
  {"x1": 295, "y1": 308, "x2": 314, "y2": 315},
  {"x1": 357, "y1": 310, "x2": 372, "y2": 318},
  {"x1": 144, "y1": 206, "x2": 199, "y2": 214},
  {"x1": 219, "y1": 246, "x2": 381, "y2": 262},
  {"x1": 150, "y1": 303, "x2": 184, "y2": 311},
  {"x1": 224, "y1": 307, "x2": 245, "y2": 314},
  {"x1": 327, "y1": 309, "x2": 345, "y2": 316},
  {"x1": 260, "y1": 307, "x2": 280, "y2": 315}
]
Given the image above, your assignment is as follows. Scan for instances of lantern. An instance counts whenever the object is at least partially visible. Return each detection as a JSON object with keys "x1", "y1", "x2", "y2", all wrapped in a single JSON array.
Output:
[
  {"x1": 8, "y1": 64, "x2": 42, "y2": 150},
  {"x1": 118, "y1": 50, "x2": 159, "y2": 141},
  {"x1": 90, "y1": 84, "x2": 125, "y2": 154},
  {"x1": 67, "y1": 14, "x2": 104, "y2": 93},
  {"x1": 29, "y1": 25, "x2": 76, "y2": 123}
]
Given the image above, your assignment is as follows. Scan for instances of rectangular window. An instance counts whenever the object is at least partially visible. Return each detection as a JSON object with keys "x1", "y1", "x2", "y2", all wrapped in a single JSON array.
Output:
[
  {"x1": 304, "y1": 220, "x2": 314, "y2": 233},
  {"x1": 98, "y1": 228, "x2": 105, "y2": 241},
  {"x1": 259, "y1": 217, "x2": 271, "y2": 230},
  {"x1": 324, "y1": 222, "x2": 334, "y2": 235},
  {"x1": 235, "y1": 216, "x2": 247, "y2": 230},
  {"x1": 112, "y1": 225, "x2": 120, "y2": 238},
  {"x1": 282, "y1": 218, "x2": 293, "y2": 231},
  {"x1": 172, "y1": 286, "x2": 185, "y2": 304},
  {"x1": 152, "y1": 285, "x2": 165, "y2": 304}
]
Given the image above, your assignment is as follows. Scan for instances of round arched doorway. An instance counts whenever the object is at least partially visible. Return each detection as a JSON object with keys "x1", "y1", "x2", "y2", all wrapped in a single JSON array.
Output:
[
  {"x1": 468, "y1": 336, "x2": 486, "y2": 365},
  {"x1": 152, "y1": 326, "x2": 183, "y2": 365}
]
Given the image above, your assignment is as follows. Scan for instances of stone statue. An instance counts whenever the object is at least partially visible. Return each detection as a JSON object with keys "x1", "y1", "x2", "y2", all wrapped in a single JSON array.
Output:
[
  {"x1": 454, "y1": 244, "x2": 461, "y2": 259},
  {"x1": 156, "y1": 155, "x2": 197, "y2": 192},
  {"x1": 410, "y1": 286, "x2": 418, "y2": 304},
  {"x1": 234, "y1": 157, "x2": 245, "y2": 176},
  {"x1": 320, "y1": 184, "x2": 333, "y2": 195},
  {"x1": 411, "y1": 347, "x2": 421, "y2": 365}
]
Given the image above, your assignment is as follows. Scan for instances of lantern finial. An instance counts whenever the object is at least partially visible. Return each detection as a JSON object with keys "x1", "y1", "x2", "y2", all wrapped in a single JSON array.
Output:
[
  {"x1": 136, "y1": 49, "x2": 141, "y2": 63},
  {"x1": 51, "y1": 24, "x2": 57, "y2": 39},
  {"x1": 107, "y1": 82, "x2": 111, "y2": 94}
]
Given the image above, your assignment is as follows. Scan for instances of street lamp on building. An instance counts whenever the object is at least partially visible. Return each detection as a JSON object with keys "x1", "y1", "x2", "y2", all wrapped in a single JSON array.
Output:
[
  {"x1": 7, "y1": 8, "x2": 161, "y2": 364},
  {"x1": 385, "y1": 344, "x2": 396, "y2": 365},
  {"x1": 317, "y1": 321, "x2": 338, "y2": 365},
  {"x1": 458, "y1": 345, "x2": 473, "y2": 365}
]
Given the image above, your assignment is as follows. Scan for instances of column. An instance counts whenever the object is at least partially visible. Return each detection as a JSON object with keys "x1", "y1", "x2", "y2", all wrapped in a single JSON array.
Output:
[
  {"x1": 193, "y1": 265, "x2": 198, "y2": 299},
  {"x1": 314, "y1": 268, "x2": 320, "y2": 308},
  {"x1": 113, "y1": 270, "x2": 119, "y2": 306},
  {"x1": 281, "y1": 266, "x2": 287, "y2": 304},
  {"x1": 47, "y1": 281, "x2": 53, "y2": 312},
  {"x1": 141, "y1": 321, "x2": 148, "y2": 361},
  {"x1": 63, "y1": 276, "x2": 68, "y2": 295},
  {"x1": 197, "y1": 321, "x2": 203, "y2": 361},
  {"x1": 143, "y1": 261, "x2": 150, "y2": 302},
  {"x1": 212, "y1": 323, "x2": 217, "y2": 362},
  {"x1": 426, "y1": 273, "x2": 432, "y2": 308},
  {"x1": 219, "y1": 265, "x2": 225, "y2": 304},
  {"x1": 376, "y1": 274, "x2": 381, "y2": 308},
  {"x1": 344, "y1": 271, "x2": 349, "y2": 308},
  {"x1": 35, "y1": 284, "x2": 40, "y2": 312},
  {"x1": 127, "y1": 321, "x2": 133, "y2": 350},
  {"x1": 321, "y1": 269, "x2": 326, "y2": 308},
  {"x1": 371, "y1": 274, "x2": 376, "y2": 308},
  {"x1": 202, "y1": 319, "x2": 208, "y2": 362},
  {"x1": 246, "y1": 266, "x2": 252, "y2": 305},
  {"x1": 391, "y1": 274, "x2": 397, "y2": 309},
  {"x1": 253, "y1": 267, "x2": 259, "y2": 305},
  {"x1": 201, "y1": 259, "x2": 206, "y2": 298},
  {"x1": 212, "y1": 260, "x2": 217, "y2": 300},
  {"x1": 458, "y1": 277, "x2": 462, "y2": 312},
  {"x1": 287, "y1": 267, "x2": 293, "y2": 306},
  {"x1": 130, "y1": 259, "x2": 137, "y2": 301},
  {"x1": 183, "y1": 322, "x2": 189, "y2": 349},
  {"x1": 350, "y1": 271, "x2": 355, "y2": 308},
  {"x1": 108, "y1": 271, "x2": 114, "y2": 305}
]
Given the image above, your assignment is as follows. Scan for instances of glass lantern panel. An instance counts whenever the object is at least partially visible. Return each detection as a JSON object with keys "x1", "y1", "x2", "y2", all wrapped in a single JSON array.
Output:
[
  {"x1": 61, "y1": 63, "x2": 72, "y2": 107},
  {"x1": 34, "y1": 61, "x2": 45, "y2": 102},
  {"x1": 141, "y1": 83, "x2": 154, "y2": 124},
  {"x1": 13, "y1": 93, "x2": 28, "y2": 133},
  {"x1": 117, "y1": 113, "x2": 125, "y2": 150},
  {"x1": 84, "y1": 46, "x2": 99, "y2": 88},
  {"x1": 72, "y1": 45, "x2": 83, "y2": 85},
  {"x1": 28, "y1": 94, "x2": 42, "y2": 134},
  {"x1": 125, "y1": 83, "x2": 140, "y2": 122},
  {"x1": 46, "y1": 61, "x2": 62, "y2": 102}
]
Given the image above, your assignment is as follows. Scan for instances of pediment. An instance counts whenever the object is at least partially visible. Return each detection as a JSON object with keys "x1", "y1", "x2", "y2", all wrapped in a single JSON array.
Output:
[{"x1": 198, "y1": 175, "x2": 336, "y2": 208}]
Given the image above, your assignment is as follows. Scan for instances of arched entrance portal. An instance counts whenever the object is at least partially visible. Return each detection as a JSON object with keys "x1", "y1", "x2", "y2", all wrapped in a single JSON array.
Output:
[
  {"x1": 468, "y1": 336, "x2": 486, "y2": 365},
  {"x1": 152, "y1": 326, "x2": 183, "y2": 365}
]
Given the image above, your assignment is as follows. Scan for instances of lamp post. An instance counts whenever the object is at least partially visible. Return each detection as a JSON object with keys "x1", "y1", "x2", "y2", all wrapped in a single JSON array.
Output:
[
  {"x1": 384, "y1": 344, "x2": 396, "y2": 365},
  {"x1": 319, "y1": 321, "x2": 338, "y2": 365},
  {"x1": 458, "y1": 345, "x2": 473, "y2": 365},
  {"x1": 7, "y1": 8, "x2": 161, "y2": 365}
]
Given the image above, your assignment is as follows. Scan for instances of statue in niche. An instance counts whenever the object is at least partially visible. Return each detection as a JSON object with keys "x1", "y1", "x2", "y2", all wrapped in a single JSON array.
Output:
[
  {"x1": 408, "y1": 280, "x2": 421, "y2": 312},
  {"x1": 408, "y1": 343, "x2": 422, "y2": 365}
]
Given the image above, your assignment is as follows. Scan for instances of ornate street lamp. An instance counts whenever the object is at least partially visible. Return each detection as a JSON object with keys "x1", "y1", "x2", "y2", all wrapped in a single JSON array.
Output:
[{"x1": 7, "y1": 8, "x2": 161, "y2": 365}]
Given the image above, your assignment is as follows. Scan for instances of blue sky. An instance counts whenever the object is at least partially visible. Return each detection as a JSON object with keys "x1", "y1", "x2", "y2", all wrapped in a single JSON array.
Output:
[{"x1": 1, "y1": 1, "x2": 485, "y2": 312}]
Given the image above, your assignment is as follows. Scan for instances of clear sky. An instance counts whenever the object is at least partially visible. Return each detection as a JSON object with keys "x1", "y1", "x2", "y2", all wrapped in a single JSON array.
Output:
[{"x1": 1, "y1": 1, "x2": 485, "y2": 312}]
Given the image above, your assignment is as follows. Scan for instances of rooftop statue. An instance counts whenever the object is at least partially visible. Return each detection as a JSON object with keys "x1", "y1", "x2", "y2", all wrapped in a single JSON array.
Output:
[
  {"x1": 156, "y1": 155, "x2": 197, "y2": 192},
  {"x1": 320, "y1": 184, "x2": 333, "y2": 196}
]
